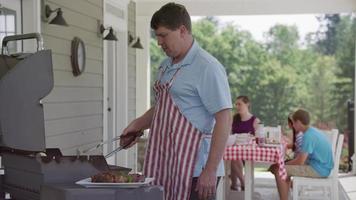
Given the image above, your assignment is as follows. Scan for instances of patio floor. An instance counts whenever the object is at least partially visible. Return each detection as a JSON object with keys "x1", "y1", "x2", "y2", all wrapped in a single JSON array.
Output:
[
  {"x1": 339, "y1": 173, "x2": 356, "y2": 200},
  {"x1": 225, "y1": 172, "x2": 352, "y2": 200}
]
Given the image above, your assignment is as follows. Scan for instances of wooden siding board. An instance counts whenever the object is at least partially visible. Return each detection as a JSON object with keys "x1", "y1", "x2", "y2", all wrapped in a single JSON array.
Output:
[
  {"x1": 43, "y1": 87, "x2": 102, "y2": 103},
  {"x1": 128, "y1": 77, "x2": 135, "y2": 87},
  {"x1": 45, "y1": 2, "x2": 99, "y2": 33},
  {"x1": 85, "y1": 0, "x2": 103, "y2": 8},
  {"x1": 46, "y1": 127, "x2": 102, "y2": 149},
  {"x1": 44, "y1": 101, "x2": 103, "y2": 120},
  {"x1": 42, "y1": 24, "x2": 102, "y2": 48},
  {"x1": 42, "y1": 0, "x2": 104, "y2": 155},
  {"x1": 47, "y1": 0, "x2": 102, "y2": 20},
  {"x1": 51, "y1": 54, "x2": 103, "y2": 74},
  {"x1": 43, "y1": 35, "x2": 102, "y2": 60},
  {"x1": 53, "y1": 70, "x2": 103, "y2": 88},
  {"x1": 45, "y1": 115, "x2": 103, "y2": 137},
  {"x1": 61, "y1": 140, "x2": 102, "y2": 155}
]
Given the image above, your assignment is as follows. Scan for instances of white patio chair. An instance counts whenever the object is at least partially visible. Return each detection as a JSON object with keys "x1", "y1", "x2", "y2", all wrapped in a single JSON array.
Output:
[
  {"x1": 292, "y1": 134, "x2": 344, "y2": 200},
  {"x1": 322, "y1": 128, "x2": 339, "y2": 155},
  {"x1": 295, "y1": 129, "x2": 339, "y2": 198}
]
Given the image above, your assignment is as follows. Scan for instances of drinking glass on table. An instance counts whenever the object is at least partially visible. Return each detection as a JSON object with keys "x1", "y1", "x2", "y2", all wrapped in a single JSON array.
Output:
[{"x1": 256, "y1": 123, "x2": 265, "y2": 145}]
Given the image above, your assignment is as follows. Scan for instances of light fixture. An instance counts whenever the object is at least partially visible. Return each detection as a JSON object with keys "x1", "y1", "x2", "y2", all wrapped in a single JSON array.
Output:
[
  {"x1": 98, "y1": 20, "x2": 117, "y2": 41},
  {"x1": 128, "y1": 32, "x2": 143, "y2": 49},
  {"x1": 41, "y1": 0, "x2": 68, "y2": 26}
]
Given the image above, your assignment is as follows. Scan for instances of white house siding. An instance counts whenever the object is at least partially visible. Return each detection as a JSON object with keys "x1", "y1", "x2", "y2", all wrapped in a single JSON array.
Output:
[{"x1": 41, "y1": 0, "x2": 104, "y2": 155}]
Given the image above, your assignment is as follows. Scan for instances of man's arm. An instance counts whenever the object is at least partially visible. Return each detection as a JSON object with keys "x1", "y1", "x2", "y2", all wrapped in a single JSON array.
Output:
[
  {"x1": 205, "y1": 108, "x2": 232, "y2": 172},
  {"x1": 120, "y1": 107, "x2": 155, "y2": 148},
  {"x1": 196, "y1": 108, "x2": 232, "y2": 199},
  {"x1": 128, "y1": 106, "x2": 155, "y2": 131}
]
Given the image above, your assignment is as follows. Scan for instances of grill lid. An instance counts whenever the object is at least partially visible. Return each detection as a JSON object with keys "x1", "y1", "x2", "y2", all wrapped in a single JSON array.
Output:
[{"x1": 0, "y1": 33, "x2": 53, "y2": 152}]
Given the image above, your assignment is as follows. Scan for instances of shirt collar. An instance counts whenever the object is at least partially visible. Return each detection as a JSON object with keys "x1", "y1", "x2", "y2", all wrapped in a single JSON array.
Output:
[{"x1": 160, "y1": 39, "x2": 199, "y2": 70}]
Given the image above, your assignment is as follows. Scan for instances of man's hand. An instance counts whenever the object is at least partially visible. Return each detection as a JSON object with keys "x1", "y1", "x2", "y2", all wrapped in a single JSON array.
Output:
[
  {"x1": 120, "y1": 121, "x2": 143, "y2": 148},
  {"x1": 120, "y1": 128, "x2": 143, "y2": 149},
  {"x1": 196, "y1": 168, "x2": 217, "y2": 200},
  {"x1": 119, "y1": 107, "x2": 155, "y2": 149}
]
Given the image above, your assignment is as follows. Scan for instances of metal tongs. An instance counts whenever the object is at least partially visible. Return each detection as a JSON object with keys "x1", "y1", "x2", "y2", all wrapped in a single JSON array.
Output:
[{"x1": 78, "y1": 131, "x2": 144, "y2": 158}]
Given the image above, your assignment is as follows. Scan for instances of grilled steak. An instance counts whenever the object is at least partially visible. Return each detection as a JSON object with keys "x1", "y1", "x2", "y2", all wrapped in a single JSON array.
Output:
[{"x1": 91, "y1": 172, "x2": 145, "y2": 183}]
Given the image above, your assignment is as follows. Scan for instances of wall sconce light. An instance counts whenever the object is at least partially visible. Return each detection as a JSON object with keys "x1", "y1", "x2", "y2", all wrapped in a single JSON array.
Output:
[
  {"x1": 128, "y1": 32, "x2": 143, "y2": 49},
  {"x1": 41, "y1": 0, "x2": 68, "y2": 26},
  {"x1": 98, "y1": 20, "x2": 117, "y2": 41}
]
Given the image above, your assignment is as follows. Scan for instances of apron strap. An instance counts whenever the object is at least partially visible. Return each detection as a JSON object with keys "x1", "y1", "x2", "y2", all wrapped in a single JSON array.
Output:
[
  {"x1": 168, "y1": 67, "x2": 182, "y2": 88},
  {"x1": 157, "y1": 65, "x2": 183, "y2": 88},
  {"x1": 157, "y1": 65, "x2": 169, "y2": 81}
]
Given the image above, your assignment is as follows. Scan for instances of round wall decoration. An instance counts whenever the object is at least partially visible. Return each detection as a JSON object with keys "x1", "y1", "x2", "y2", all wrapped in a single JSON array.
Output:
[{"x1": 71, "y1": 37, "x2": 86, "y2": 76}]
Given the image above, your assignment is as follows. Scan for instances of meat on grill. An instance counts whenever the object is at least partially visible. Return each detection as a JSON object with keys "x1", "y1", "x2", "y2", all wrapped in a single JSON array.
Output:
[{"x1": 91, "y1": 172, "x2": 145, "y2": 183}]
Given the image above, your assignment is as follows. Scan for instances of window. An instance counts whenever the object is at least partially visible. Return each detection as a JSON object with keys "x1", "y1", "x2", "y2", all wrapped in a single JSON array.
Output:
[{"x1": 0, "y1": 7, "x2": 17, "y2": 53}]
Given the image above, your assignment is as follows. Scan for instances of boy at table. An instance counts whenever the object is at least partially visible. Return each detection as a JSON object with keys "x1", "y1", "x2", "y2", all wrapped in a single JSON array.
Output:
[{"x1": 270, "y1": 109, "x2": 334, "y2": 200}]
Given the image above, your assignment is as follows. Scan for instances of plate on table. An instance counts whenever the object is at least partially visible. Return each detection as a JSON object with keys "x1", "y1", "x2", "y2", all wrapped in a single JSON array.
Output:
[
  {"x1": 76, "y1": 177, "x2": 154, "y2": 188},
  {"x1": 235, "y1": 139, "x2": 253, "y2": 145},
  {"x1": 260, "y1": 143, "x2": 281, "y2": 148},
  {"x1": 235, "y1": 133, "x2": 254, "y2": 145}
]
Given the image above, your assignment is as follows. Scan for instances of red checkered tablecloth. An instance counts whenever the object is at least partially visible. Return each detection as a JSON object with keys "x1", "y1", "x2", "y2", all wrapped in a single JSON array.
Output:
[{"x1": 224, "y1": 144, "x2": 287, "y2": 180}]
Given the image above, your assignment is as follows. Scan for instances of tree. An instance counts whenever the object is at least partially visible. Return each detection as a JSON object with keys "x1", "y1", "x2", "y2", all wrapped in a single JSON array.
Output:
[
  {"x1": 149, "y1": 15, "x2": 355, "y2": 130},
  {"x1": 265, "y1": 24, "x2": 300, "y2": 66},
  {"x1": 313, "y1": 14, "x2": 355, "y2": 129},
  {"x1": 193, "y1": 20, "x2": 304, "y2": 125},
  {"x1": 306, "y1": 55, "x2": 338, "y2": 123},
  {"x1": 315, "y1": 14, "x2": 341, "y2": 55}
]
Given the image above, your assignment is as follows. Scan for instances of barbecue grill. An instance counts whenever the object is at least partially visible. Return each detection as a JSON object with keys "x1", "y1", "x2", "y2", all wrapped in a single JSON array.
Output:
[{"x1": 0, "y1": 33, "x2": 163, "y2": 200}]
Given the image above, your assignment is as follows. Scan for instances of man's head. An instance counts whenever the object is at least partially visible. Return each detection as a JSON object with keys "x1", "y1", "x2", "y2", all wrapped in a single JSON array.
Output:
[
  {"x1": 292, "y1": 109, "x2": 310, "y2": 132},
  {"x1": 151, "y1": 2, "x2": 193, "y2": 61},
  {"x1": 151, "y1": 2, "x2": 191, "y2": 33}
]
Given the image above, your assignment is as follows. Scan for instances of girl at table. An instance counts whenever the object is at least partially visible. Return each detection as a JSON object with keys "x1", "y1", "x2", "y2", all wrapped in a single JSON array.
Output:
[
  {"x1": 230, "y1": 95, "x2": 260, "y2": 191},
  {"x1": 285, "y1": 114, "x2": 303, "y2": 159}
]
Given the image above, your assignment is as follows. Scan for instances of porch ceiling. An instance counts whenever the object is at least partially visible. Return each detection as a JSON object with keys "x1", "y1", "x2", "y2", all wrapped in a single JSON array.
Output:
[{"x1": 135, "y1": 0, "x2": 356, "y2": 16}]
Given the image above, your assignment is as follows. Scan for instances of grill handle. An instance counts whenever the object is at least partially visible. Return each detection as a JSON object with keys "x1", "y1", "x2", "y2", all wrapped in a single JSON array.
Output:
[{"x1": 1, "y1": 33, "x2": 44, "y2": 55}]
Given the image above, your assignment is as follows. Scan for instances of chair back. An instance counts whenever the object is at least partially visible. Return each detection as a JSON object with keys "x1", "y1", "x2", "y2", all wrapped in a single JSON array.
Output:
[
  {"x1": 329, "y1": 134, "x2": 344, "y2": 178},
  {"x1": 322, "y1": 129, "x2": 338, "y2": 155}
]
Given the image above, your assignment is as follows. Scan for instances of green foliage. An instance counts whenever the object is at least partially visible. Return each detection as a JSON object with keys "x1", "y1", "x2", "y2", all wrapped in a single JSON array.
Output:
[
  {"x1": 266, "y1": 24, "x2": 300, "y2": 66},
  {"x1": 149, "y1": 14, "x2": 355, "y2": 131},
  {"x1": 313, "y1": 14, "x2": 356, "y2": 129},
  {"x1": 315, "y1": 14, "x2": 341, "y2": 55}
]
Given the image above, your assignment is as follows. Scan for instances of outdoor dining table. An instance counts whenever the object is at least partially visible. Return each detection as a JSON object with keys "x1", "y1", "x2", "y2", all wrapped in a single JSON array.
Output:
[{"x1": 224, "y1": 143, "x2": 287, "y2": 200}]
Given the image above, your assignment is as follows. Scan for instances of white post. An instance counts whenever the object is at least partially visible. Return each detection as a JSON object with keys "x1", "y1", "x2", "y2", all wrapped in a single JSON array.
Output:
[
  {"x1": 353, "y1": 39, "x2": 356, "y2": 174},
  {"x1": 352, "y1": 154, "x2": 356, "y2": 174},
  {"x1": 103, "y1": 0, "x2": 129, "y2": 167},
  {"x1": 135, "y1": 16, "x2": 151, "y2": 118}
]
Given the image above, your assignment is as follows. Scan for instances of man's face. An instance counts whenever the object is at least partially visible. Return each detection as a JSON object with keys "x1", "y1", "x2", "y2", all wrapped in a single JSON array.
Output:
[{"x1": 154, "y1": 26, "x2": 185, "y2": 58}]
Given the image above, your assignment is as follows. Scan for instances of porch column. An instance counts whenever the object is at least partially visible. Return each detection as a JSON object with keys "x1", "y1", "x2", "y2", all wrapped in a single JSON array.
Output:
[
  {"x1": 135, "y1": 16, "x2": 151, "y2": 117},
  {"x1": 354, "y1": 40, "x2": 356, "y2": 174}
]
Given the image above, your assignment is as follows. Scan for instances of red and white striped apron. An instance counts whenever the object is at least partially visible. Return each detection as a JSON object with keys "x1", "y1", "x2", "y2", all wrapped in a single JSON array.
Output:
[{"x1": 143, "y1": 67, "x2": 203, "y2": 200}]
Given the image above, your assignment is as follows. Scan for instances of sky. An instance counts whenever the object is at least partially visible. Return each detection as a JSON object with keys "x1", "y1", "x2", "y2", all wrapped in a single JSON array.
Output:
[{"x1": 192, "y1": 14, "x2": 320, "y2": 43}]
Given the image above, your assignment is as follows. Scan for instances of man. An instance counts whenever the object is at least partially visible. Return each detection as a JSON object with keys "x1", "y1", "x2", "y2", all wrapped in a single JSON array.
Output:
[
  {"x1": 271, "y1": 109, "x2": 334, "y2": 200},
  {"x1": 120, "y1": 2, "x2": 232, "y2": 200}
]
